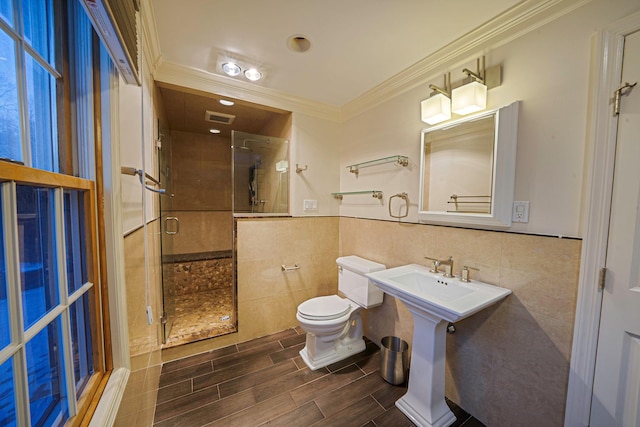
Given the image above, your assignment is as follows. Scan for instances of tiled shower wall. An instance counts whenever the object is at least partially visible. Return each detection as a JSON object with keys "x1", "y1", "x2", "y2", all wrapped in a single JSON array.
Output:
[{"x1": 339, "y1": 217, "x2": 581, "y2": 427}]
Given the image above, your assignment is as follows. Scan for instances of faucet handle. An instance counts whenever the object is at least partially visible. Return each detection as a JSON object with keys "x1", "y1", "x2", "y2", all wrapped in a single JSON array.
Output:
[
  {"x1": 460, "y1": 265, "x2": 479, "y2": 282},
  {"x1": 424, "y1": 256, "x2": 440, "y2": 273}
]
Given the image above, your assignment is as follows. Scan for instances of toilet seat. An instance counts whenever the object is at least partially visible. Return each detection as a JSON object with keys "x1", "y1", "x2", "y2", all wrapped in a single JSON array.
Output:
[{"x1": 297, "y1": 295, "x2": 351, "y2": 321}]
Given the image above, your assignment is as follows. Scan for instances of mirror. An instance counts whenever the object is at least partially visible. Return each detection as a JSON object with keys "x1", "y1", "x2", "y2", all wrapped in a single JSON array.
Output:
[
  {"x1": 232, "y1": 130, "x2": 289, "y2": 215},
  {"x1": 419, "y1": 101, "x2": 519, "y2": 229}
]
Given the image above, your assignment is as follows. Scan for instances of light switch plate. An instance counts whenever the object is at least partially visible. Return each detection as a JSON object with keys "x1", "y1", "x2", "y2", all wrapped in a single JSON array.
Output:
[
  {"x1": 303, "y1": 199, "x2": 318, "y2": 211},
  {"x1": 512, "y1": 201, "x2": 529, "y2": 223}
]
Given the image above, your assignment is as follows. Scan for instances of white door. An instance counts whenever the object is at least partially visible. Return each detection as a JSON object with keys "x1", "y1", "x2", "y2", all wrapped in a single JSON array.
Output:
[{"x1": 590, "y1": 29, "x2": 640, "y2": 427}]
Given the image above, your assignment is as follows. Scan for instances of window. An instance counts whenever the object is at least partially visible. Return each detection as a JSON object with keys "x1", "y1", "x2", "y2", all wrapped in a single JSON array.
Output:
[
  {"x1": 1, "y1": 172, "x2": 101, "y2": 426},
  {"x1": 0, "y1": 0, "x2": 110, "y2": 425}
]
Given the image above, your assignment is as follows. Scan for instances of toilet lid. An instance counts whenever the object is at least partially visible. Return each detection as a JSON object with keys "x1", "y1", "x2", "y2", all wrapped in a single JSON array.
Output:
[{"x1": 298, "y1": 295, "x2": 351, "y2": 321}]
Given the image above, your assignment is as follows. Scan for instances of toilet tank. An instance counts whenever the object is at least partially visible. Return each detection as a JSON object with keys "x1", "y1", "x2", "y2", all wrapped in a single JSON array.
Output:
[{"x1": 337, "y1": 256, "x2": 386, "y2": 308}]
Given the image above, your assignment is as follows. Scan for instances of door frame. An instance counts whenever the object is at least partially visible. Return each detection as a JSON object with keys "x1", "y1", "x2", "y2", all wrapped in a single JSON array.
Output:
[{"x1": 565, "y1": 11, "x2": 640, "y2": 427}]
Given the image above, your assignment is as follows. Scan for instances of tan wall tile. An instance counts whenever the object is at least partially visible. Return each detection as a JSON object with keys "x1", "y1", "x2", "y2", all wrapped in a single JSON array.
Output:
[
  {"x1": 130, "y1": 214, "x2": 579, "y2": 427},
  {"x1": 165, "y1": 211, "x2": 233, "y2": 254},
  {"x1": 340, "y1": 218, "x2": 581, "y2": 427},
  {"x1": 123, "y1": 220, "x2": 164, "y2": 364}
]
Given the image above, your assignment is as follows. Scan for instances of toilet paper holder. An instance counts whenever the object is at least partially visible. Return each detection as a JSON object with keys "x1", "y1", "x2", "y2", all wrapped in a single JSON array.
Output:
[{"x1": 281, "y1": 263, "x2": 300, "y2": 272}]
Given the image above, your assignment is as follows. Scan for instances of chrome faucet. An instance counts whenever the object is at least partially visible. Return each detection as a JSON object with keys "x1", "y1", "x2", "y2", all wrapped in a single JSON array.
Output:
[{"x1": 424, "y1": 256, "x2": 454, "y2": 277}]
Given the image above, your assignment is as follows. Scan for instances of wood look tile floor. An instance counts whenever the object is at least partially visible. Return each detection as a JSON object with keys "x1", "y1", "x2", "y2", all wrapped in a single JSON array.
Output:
[{"x1": 154, "y1": 328, "x2": 485, "y2": 426}]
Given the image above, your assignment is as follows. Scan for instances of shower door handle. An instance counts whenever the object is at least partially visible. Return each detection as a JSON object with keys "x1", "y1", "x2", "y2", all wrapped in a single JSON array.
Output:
[{"x1": 165, "y1": 216, "x2": 179, "y2": 235}]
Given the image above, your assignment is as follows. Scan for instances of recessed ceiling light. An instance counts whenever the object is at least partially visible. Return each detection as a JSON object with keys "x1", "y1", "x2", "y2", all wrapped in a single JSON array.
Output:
[
  {"x1": 244, "y1": 68, "x2": 262, "y2": 81},
  {"x1": 287, "y1": 35, "x2": 311, "y2": 53},
  {"x1": 209, "y1": 128, "x2": 221, "y2": 134},
  {"x1": 221, "y1": 62, "x2": 241, "y2": 76},
  {"x1": 219, "y1": 99, "x2": 234, "y2": 106}
]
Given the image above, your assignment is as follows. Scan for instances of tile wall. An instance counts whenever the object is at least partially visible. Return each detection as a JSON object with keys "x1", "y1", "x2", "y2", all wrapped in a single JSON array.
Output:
[
  {"x1": 118, "y1": 219, "x2": 164, "y2": 425},
  {"x1": 124, "y1": 220, "x2": 163, "y2": 360},
  {"x1": 120, "y1": 215, "x2": 580, "y2": 426},
  {"x1": 339, "y1": 217, "x2": 581, "y2": 427},
  {"x1": 160, "y1": 216, "x2": 340, "y2": 363}
]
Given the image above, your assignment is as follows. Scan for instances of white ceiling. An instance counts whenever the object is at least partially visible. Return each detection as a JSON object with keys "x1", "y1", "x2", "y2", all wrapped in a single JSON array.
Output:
[{"x1": 151, "y1": 0, "x2": 522, "y2": 107}]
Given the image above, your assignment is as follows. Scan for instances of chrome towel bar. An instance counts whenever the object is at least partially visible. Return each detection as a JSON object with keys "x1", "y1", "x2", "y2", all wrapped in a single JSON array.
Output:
[{"x1": 121, "y1": 166, "x2": 167, "y2": 194}]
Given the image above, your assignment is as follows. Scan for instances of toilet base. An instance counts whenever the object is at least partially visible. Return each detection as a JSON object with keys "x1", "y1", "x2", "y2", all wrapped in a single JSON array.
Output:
[{"x1": 299, "y1": 338, "x2": 366, "y2": 370}]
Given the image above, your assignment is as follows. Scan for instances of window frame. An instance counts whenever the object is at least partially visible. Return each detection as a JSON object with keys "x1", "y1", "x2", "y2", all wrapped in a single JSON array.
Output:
[
  {"x1": 0, "y1": 0, "x2": 113, "y2": 424},
  {"x1": 0, "y1": 163, "x2": 106, "y2": 425}
]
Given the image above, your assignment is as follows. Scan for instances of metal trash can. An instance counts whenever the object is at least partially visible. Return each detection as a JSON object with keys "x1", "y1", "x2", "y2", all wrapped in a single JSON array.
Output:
[{"x1": 380, "y1": 336, "x2": 409, "y2": 385}]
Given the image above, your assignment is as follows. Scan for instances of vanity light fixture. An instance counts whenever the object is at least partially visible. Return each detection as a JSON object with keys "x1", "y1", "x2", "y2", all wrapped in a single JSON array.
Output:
[
  {"x1": 452, "y1": 57, "x2": 487, "y2": 115},
  {"x1": 244, "y1": 68, "x2": 262, "y2": 81},
  {"x1": 221, "y1": 62, "x2": 242, "y2": 77},
  {"x1": 421, "y1": 73, "x2": 451, "y2": 125}
]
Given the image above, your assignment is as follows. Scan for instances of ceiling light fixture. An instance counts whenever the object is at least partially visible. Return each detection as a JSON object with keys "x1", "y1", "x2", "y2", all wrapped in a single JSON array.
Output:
[
  {"x1": 452, "y1": 57, "x2": 487, "y2": 115},
  {"x1": 221, "y1": 62, "x2": 241, "y2": 77},
  {"x1": 244, "y1": 68, "x2": 262, "y2": 81},
  {"x1": 219, "y1": 99, "x2": 234, "y2": 106},
  {"x1": 209, "y1": 128, "x2": 221, "y2": 134},
  {"x1": 287, "y1": 35, "x2": 311, "y2": 53},
  {"x1": 421, "y1": 73, "x2": 451, "y2": 125}
]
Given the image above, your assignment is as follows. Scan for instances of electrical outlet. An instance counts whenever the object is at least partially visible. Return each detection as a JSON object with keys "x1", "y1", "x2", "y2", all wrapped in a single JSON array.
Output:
[{"x1": 512, "y1": 201, "x2": 530, "y2": 223}]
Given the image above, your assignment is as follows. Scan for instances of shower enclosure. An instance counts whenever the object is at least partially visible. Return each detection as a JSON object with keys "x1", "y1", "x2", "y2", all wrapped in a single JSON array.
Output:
[
  {"x1": 158, "y1": 124, "x2": 236, "y2": 346},
  {"x1": 158, "y1": 126, "x2": 289, "y2": 347},
  {"x1": 232, "y1": 131, "x2": 289, "y2": 215}
]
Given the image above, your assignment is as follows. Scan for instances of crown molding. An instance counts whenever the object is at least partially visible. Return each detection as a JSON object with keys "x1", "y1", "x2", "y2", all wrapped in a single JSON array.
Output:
[
  {"x1": 341, "y1": 0, "x2": 592, "y2": 121},
  {"x1": 154, "y1": 61, "x2": 342, "y2": 122},
  {"x1": 145, "y1": 0, "x2": 591, "y2": 122},
  {"x1": 139, "y1": 0, "x2": 163, "y2": 75}
]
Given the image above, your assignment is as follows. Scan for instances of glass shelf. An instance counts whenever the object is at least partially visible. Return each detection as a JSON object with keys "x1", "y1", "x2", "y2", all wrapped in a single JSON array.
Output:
[
  {"x1": 332, "y1": 190, "x2": 383, "y2": 200},
  {"x1": 347, "y1": 155, "x2": 409, "y2": 176}
]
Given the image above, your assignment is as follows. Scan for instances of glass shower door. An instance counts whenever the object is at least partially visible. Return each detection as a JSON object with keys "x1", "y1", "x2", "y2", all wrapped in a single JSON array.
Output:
[
  {"x1": 231, "y1": 131, "x2": 289, "y2": 215},
  {"x1": 158, "y1": 124, "x2": 175, "y2": 344}
]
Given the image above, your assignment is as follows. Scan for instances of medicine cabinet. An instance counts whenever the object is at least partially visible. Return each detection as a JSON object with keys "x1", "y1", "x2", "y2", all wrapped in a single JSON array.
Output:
[{"x1": 419, "y1": 101, "x2": 520, "y2": 229}]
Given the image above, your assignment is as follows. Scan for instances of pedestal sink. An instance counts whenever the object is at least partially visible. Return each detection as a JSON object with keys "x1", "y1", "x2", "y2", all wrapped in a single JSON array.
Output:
[{"x1": 366, "y1": 264, "x2": 511, "y2": 427}]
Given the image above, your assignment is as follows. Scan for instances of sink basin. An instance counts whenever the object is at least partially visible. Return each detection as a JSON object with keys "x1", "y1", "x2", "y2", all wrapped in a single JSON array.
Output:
[
  {"x1": 366, "y1": 264, "x2": 511, "y2": 322},
  {"x1": 366, "y1": 264, "x2": 511, "y2": 427}
]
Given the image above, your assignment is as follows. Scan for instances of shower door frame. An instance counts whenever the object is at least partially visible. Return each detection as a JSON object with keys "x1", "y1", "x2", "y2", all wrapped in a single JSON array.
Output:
[{"x1": 157, "y1": 121, "x2": 176, "y2": 344}]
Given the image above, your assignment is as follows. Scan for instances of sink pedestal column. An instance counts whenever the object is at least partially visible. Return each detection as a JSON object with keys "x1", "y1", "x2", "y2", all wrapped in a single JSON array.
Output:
[{"x1": 396, "y1": 309, "x2": 456, "y2": 427}]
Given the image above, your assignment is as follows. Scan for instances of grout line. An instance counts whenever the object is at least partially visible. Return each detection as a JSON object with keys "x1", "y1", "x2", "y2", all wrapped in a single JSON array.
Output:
[
  {"x1": 313, "y1": 398, "x2": 328, "y2": 419},
  {"x1": 370, "y1": 394, "x2": 386, "y2": 411},
  {"x1": 153, "y1": 386, "x2": 242, "y2": 427}
]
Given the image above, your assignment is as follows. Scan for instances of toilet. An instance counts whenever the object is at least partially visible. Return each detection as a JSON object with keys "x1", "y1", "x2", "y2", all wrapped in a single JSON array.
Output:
[{"x1": 297, "y1": 255, "x2": 386, "y2": 370}]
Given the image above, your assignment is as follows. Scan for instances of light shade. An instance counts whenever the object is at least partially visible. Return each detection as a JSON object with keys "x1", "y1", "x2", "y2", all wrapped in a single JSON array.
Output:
[
  {"x1": 452, "y1": 81, "x2": 487, "y2": 115},
  {"x1": 421, "y1": 93, "x2": 451, "y2": 125}
]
